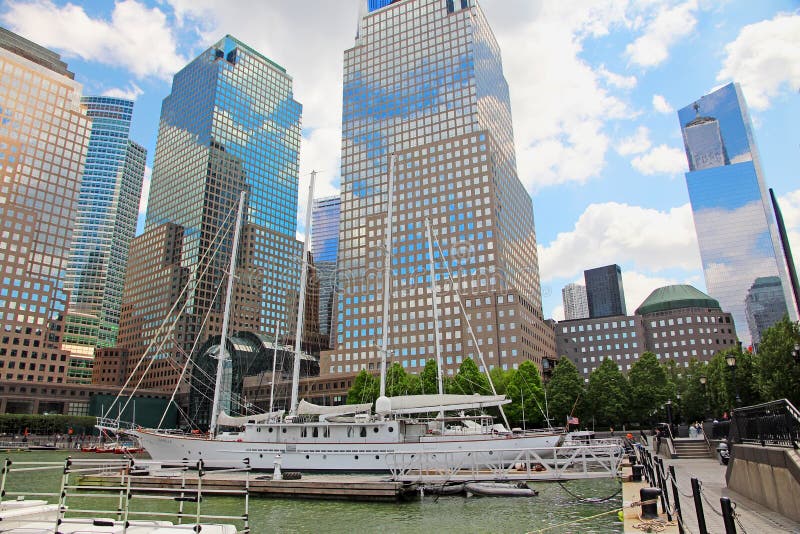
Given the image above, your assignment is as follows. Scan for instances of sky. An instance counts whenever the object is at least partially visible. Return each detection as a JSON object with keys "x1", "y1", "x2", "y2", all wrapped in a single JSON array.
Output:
[{"x1": 2, "y1": 0, "x2": 798, "y2": 322}]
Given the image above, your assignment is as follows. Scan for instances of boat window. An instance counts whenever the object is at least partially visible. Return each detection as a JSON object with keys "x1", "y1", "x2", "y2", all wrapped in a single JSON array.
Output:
[
  {"x1": 301, "y1": 427, "x2": 307, "y2": 438},
  {"x1": 360, "y1": 427, "x2": 367, "y2": 438},
  {"x1": 373, "y1": 427, "x2": 379, "y2": 433},
  {"x1": 282, "y1": 428, "x2": 287, "y2": 434},
  {"x1": 347, "y1": 427, "x2": 353, "y2": 438},
  {"x1": 312, "y1": 427, "x2": 319, "y2": 438},
  {"x1": 257, "y1": 428, "x2": 261, "y2": 433},
  {"x1": 268, "y1": 428, "x2": 273, "y2": 433},
  {"x1": 324, "y1": 427, "x2": 331, "y2": 438},
  {"x1": 388, "y1": 426, "x2": 394, "y2": 433}
]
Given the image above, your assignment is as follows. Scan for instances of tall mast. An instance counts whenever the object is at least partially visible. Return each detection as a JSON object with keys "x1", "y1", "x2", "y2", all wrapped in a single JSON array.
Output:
[
  {"x1": 426, "y1": 218, "x2": 444, "y2": 398},
  {"x1": 379, "y1": 154, "x2": 395, "y2": 399},
  {"x1": 269, "y1": 321, "x2": 280, "y2": 414},
  {"x1": 209, "y1": 190, "x2": 246, "y2": 435},
  {"x1": 290, "y1": 171, "x2": 316, "y2": 416}
]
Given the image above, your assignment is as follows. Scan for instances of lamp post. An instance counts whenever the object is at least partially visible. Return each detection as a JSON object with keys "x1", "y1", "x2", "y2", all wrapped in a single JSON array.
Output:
[
  {"x1": 699, "y1": 375, "x2": 708, "y2": 420},
  {"x1": 792, "y1": 343, "x2": 800, "y2": 364},
  {"x1": 665, "y1": 400, "x2": 673, "y2": 437},
  {"x1": 725, "y1": 354, "x2": 741, "y2": 408}
]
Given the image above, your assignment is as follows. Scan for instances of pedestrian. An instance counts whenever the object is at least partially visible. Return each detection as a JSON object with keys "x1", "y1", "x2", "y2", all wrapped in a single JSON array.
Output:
[{"x1": 689, "y1": 423, "x2": 697, "y2": 438}]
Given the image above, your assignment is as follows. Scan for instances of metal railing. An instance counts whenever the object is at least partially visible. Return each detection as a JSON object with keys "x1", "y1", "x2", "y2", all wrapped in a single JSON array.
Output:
[
  {"x1": 0, "y1": 457, "x2": 251, "y2": 533},
  {"x1": 730, "y1": 398, "x2": 800, "y2": 448}
]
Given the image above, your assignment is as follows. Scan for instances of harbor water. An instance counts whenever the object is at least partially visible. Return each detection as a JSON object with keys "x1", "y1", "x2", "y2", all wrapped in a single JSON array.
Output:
[{"x1": 1, "y1": 451, "x2": 622, "y2": 533}]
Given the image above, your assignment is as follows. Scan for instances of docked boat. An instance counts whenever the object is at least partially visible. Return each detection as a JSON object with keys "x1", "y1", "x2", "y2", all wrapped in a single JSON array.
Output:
[
  {"x1": 464, "y1": 482, "x2": 538, "y2": 497},
  {"x1": 108, "y1": 176, "x2": 563, "y2": 472}
]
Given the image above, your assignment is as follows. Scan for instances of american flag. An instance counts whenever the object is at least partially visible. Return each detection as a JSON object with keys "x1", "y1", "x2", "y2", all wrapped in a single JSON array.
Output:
[{"x1": 567, "y1": 416, "x2": 579, "y2": 425}]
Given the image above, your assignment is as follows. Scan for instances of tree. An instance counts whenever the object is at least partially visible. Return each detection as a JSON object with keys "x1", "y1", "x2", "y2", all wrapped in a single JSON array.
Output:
[
  {"x1": 417, "y1": 359, "x2": 441, "y2": 395},
  {"x1": 448, "y1": 357, "x2": 490, "y2": 395},
  {"x1": 678, "y1": 359, "x2": 711, "y2": 423},
  {"x1": 707, "y1": 348, "x2": 760, "y2": 414},
  {"x1": 489, "y1": 366, "x2": 510, "y2": 395},
  {"x1": 545, "y1": 357, "x2": 585, "y2": 426},
  {"x1": 504, "y1": 361, "x2": 545, "y2": 428},
  {"x1": 385, "y1": 362, "x2": 413, "y2": 397},
  {"x1": 754, "y1": 317, "x2": 800, "y2": 406},
  {"x1": 587, "y1": 358, "x2": 629, "y2": 427},
  {"x1": 346, "y1": 370, "x2": 378, "y2": 405},
  {"x1": 627, "y1": 352, "x2": 669, "y2": 425}
]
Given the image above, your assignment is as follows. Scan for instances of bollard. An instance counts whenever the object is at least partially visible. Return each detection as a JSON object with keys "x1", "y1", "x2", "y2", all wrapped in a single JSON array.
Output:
[
  {"x1": 272, "y1": 453, "x2": 283, "y2": 481},
  {"x1": 632, "y1": 464, "x2": 644, "y2": 482},
  {"x1": 691, "y1": 477, "x2": 708, "y2": 534},
  {"x1": 640, "y1": 487, "x2": 662, "y2": 519},
  {"x1": 720, "y1": 497, "x2": 737, "y2": 533}
]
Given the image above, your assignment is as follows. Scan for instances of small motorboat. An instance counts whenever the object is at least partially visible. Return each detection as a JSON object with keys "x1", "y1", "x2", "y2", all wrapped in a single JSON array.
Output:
[
  {"x1": 422, "y1": 483, "x2": 465, "y2": 495},
  {"x1": 464, "y1": 482, "x2": 538, "y2": 497}
]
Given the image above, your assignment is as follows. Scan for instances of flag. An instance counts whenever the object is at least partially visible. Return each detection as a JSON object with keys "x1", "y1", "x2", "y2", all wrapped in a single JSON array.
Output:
[{"x1": 567, "y1": 416, "x2": 579, "y2": 425}]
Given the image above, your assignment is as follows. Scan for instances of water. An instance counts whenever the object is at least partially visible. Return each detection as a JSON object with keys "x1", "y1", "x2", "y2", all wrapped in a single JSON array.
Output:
[{"x1": 0, "y1": 451, "x2": 622, "y2": 533}]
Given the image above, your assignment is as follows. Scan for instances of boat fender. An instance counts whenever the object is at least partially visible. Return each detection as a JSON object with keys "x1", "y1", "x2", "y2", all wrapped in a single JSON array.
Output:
[{"x1": 236, "y1": 438, "x2": 243, "y2": 442}]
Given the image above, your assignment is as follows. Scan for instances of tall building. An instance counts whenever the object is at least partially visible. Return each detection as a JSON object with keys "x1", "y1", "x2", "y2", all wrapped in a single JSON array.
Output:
[
  {"x1": 120, "y1": 35, "x2": 303, "y2": 391},
  {"x1": 62, "y1": 97, "x2": 146, "y2": 378},
  {"x1": 678, "y1": 82, "x2": 798, "y2": 346},
  {"x1": 562, "y1": 283, "x2": 589, "y2": 320},
  {"x1": 584, "y1": 264, "x2": 627, "y2": 318},
  {"x1": 745, "y1": 276, "x2": 788, "y2": 349},
  {"x1": 320, "y1": 0, "x2": 556, "y2": 377},
  {"x1": 311, "y1": 196, "x2": 341, "y2": 347},
  {"x1": 556, "y1": 284, "x2": 738, "y2": 380},
  {"x1": 0, "y1": 28, "x2": 92, "y2": 385}
]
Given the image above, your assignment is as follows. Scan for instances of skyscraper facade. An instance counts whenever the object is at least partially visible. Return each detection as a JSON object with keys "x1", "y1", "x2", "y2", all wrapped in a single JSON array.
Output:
[
  {"x1": 320, "y1": 0, "x2": 556, "y2": 376},
  {"x1": 311, "y1": 196, "x2": 341, "y2": 346},
  {"x1": 744, "y1": 276, "x2": 788, "y2": 348},
  {"x1": 562, "y1": 283, "x2": 589, "y2": 320},
  {"x1": 63, "y1": 97, "x2": 146, "y2": 377},
  {"x1": 0, "y1": 28, "x2": 92, "y2": 385},
  {"x1": 121, "y1": 35, "x2": 303, "y2": 390},
  {"x1": 678, "y1": 83, "x2": 798, "y2": 345},
  {"x1": 584, "y1": 265, "x2": 627, "y2": 318}
]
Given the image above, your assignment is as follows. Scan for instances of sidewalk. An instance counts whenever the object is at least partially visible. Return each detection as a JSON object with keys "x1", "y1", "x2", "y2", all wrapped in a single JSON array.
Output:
[{"x1": 664, "y1": 457, "x2": 800, "y2": 533}]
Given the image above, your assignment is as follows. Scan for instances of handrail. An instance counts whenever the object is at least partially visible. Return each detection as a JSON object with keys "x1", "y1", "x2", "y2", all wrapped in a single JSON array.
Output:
[{"x1": 730, "y1": 398, "x2": 800, "y2": 449}]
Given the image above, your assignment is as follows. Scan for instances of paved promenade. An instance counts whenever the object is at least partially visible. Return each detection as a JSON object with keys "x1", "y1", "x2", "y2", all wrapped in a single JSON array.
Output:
[{"x1": 664, "y1": 456, "x2": 800, "y2": 533}]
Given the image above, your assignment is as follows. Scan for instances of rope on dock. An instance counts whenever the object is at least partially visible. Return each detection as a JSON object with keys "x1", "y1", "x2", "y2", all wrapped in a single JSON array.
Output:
[
  {"x1": 526, "y1": 498, "x2": 661, "y2": 533},
  {"x1": 556, "y1": 479, "x2": 623, "y2": 503}
]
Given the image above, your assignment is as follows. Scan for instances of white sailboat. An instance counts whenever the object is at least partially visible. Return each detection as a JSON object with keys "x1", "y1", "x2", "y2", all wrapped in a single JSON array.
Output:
[{"x1": 115, "y1": 166, "x2": 562, "y2": 472}]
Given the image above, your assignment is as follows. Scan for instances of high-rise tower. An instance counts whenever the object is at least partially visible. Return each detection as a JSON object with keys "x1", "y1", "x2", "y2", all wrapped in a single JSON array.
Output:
[
  {"x1": 584, "y1": 264, "x2": 627, "y2": 319},
  {"x1": 321, "y1": 0, "x2": 556, "y2": 377},
  {"x1": 678, "y1": 83, "x2": 797, "y2": 345},
  {"x1": 63, "y1": 97, "x2": 146, "y2": 376},
  {"x1": 0, "y1": 28, "x2": 92, "y2": 385},
  {"x1": 120, "y1": 35, "x2": 303, "y2": 390},
  {"x1": 562, "y1": 283, "x2": 589, "y2": 320},
  {"x1": 311, "y1": 196, "x2": 341, "y2": 347}
]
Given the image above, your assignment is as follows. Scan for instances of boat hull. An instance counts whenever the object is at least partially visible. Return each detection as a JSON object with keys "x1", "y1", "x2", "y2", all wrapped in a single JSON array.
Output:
[{"x1": 130, "y1": 428, "x2": 562, "y2": 472}]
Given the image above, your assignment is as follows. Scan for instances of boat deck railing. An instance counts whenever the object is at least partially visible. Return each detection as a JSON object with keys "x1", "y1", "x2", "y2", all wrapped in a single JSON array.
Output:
[
  {"x1": 386, "y1": 442, "x2": 625, "y2": 483},
  {"x1": 0, "y1": 457, "x2": 251, "y2": 533}
]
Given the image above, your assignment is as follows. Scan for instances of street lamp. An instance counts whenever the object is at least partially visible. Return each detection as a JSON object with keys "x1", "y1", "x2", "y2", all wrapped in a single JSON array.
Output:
[
  {"x1": 699, "y1": 375, "x2": 708, "y2": 420},
  {"x1": 665, "y1": 400, "x2": 673, "y2": 437},
  {"x1": 725, "y1": 354, "x2": 741, "y2": 407},
  {"x1": 792, "y1": 343, "x2": 800, "y2": 364}
]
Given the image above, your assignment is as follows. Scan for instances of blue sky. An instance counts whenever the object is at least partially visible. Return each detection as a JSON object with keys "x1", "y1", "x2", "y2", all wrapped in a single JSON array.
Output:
[{"x1": 2, "y1": 0, "x2": 797, "y2": 321}]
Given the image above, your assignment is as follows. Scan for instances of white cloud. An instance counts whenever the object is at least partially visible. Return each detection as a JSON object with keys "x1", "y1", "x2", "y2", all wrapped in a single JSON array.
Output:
[
  {"x1": 631, "y1": 145, "x2": 687, "y2": 176},
  {"x1": 622, "y1": 271, "x2": 694, "y2": 313},
  {"x1": 717, "y1": 13, "x2": 800, "y2": 110},
  {"x1": 778, "y1": 190, "x2": 800, "y2": 269},
  {"x1": 538, "y1": 202, "x2": 701, "y2": 283},
  {"x1": 616, "y1": 126, "x2": 652, "y2": 156},
  {"x1": 652, "y1": 94, "x2": 673, "y2": 113},
  {"x1": 550, "y1": 304, "x2": 565, "y2": 322},
  {"x1": 138, "y1": 165, "x2": 152, "y2": 216},
  {"x1": 598, "y1": 65, "x2": 637, "y2": 89},
  {"x1": 625, "y1": 0, "x2": 698, "y2": 68},
  {"x1": 1, "y1": 0, "x2": 186, "y2": 79},
  {"x1": 101, "y1": 83, "x2": 144, "y2": 101}
]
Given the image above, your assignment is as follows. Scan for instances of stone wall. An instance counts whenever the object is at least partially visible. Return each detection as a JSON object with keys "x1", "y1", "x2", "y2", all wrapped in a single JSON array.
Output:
[{"x1": 726, "y1": 444, "x2": 800, "y2": 522}]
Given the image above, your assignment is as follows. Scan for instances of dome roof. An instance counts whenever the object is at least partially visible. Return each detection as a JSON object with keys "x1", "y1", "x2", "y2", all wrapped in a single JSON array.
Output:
[{"x1": 636, "y1": 285, "x2": 720, "y2": 315}]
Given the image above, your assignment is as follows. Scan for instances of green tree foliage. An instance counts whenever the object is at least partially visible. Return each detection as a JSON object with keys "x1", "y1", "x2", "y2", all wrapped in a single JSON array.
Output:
[
  {"x1": 448, "y1": 357, "x2": 490, "y2": 395},
  {"x1": 385, "y1": 362, "x2": 413, "y2": 397},
  {"x1": 587, "y1": 358, "x2": 630, "y2": 427},
  {"x1": 417, "y1": 359, "x2": 441, "y2": 395},
  {"x1": 489, "y1": 366, "x2": 510, "y2": 395},
  {"x1": 346, "y1": 370, "x2": 378, "y2": 405},
  {"x1": 627, "y1": 352, "x2": 670, "y2": 425},
  {"x1": 677, "y1": 359, "x2": 711, "y2": 423},
  {"x1": 545, "y1": 357, "x2": 585, "y2": 426},
  {"x1": 707, "y1": 348, "x2": 760, "y2": 414},
  {"x1": 754, "y1": 317, "x2": 800, "y2": 406},
  {"x1": 504, "y1": 361, "x2": 545, "y2": 427}
]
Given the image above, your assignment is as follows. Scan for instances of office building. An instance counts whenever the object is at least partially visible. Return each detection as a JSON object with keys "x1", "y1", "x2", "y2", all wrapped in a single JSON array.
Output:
[
  {"x1": 562, "y1": 283, "x2": 589, "y2": 320},
  {"x1": 62, "y1": 97, "x2": 146, "y2": 380},
  {"x1": 745, "y1": 276, "x2": 789, "y2": 348},
  {"x1": 557, "y1": 284, "x2": 738, "y2": 380},
  {"x1": 320, "y1": 0, "x2": 556, "y2": 377},
  {"x1": 678, "y1": 82, "x2": 798, "y2": 345},
  {"x1": 585, "y1": 264, "x2": 627, "y2": 318},
  {"x1": 120, "y1": 35, "x2": 303, "y2": 391},
  {"x1": 311, "y1": 196, "x2": 341, "y2": 347},
  {"x1": 0, "y1": 28, "x2": 92, "y2": 385}
]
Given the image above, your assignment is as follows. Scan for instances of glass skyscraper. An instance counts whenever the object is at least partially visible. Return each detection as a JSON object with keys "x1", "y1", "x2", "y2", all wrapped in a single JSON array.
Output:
[
  {"x1": 678, "y1": 83, "x2": 798, "y2": 346},
  {"x1": 63, "y1": 97, "x2": 146, "y2": 373},
  {"x1": 123, "y1": 35, "x2": 302, "y2": 390},
  {"x1": 321, "y1": 0, "x2": 555, "y2": 376},
  {"x1": 562, "y1": 283, "x2": 589, "y2": 320},
  {"x1": 0, "y1": 28, "x2": 92, "y2": 385},
  {"x1": 311, "y1": 196, "x2": 341, "y2": 346},
  {"x1": 584, "y1": 264, "x2": 627, "y2": 319}
]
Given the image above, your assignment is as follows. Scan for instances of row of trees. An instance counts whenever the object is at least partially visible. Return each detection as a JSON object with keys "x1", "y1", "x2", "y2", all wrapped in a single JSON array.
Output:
[{"x1": 345, "y1": 317, "x2": 800, "y2": 428}]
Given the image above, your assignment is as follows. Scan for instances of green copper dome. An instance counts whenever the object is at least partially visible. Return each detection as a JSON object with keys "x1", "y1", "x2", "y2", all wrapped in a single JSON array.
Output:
[{"x1": 636, "y1": 285, "x2": 721, "y2": 315}]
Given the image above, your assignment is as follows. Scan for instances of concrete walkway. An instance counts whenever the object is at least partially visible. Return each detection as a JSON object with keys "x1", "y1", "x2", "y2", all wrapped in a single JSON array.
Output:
[{"x1": 664, "y1": 457, "x2": 800, "y2": 533}]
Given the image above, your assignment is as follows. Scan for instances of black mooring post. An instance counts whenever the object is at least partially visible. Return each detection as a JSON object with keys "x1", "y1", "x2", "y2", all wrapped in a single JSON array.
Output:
[
  {"x1": 669, "y1": 465, "x2": 684, "y2": 534},
  {"x1": 691, "y1": 477, "x2": 708, "y2": 534},
  {"x1": 720, "y1": 497, "x2": 737, "y2": 533},
  {"x1": 655, "y1": 457, "x2": 671, "y2": 520}
]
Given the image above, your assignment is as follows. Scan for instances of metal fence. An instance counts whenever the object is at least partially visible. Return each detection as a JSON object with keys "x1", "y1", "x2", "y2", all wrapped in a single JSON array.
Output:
[{"x1": 730, "y1": 398, "x2": 800, "y2": 448}]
